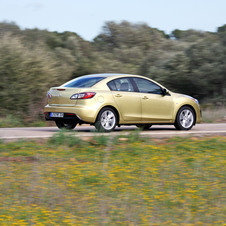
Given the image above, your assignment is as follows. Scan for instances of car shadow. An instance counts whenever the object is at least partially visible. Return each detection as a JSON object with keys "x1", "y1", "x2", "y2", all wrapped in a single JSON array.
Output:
[
  {"x1": 32, "y1": 125, "x2": 176, "y2": 133},
  {"x1": 75, "y1": 125, "x2": 176, "y2": 133}
]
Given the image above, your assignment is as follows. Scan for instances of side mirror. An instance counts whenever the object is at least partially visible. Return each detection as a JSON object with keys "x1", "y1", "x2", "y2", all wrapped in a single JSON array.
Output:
[{"x1": 161, "y1": 88, "x2": 167, "y2": 96}]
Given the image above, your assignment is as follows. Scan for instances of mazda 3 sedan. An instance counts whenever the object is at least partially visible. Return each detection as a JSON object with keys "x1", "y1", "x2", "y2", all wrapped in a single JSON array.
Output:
[{"x1": 44, "y1": 73, "x2": 201, "y2": 132}]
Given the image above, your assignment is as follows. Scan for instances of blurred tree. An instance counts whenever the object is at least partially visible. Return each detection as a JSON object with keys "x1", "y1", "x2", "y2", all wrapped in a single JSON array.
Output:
[
  {"x1": 217, "y1": 24, "x2": 226, "y2": 33},
  {"x1": 0, "y1": 34, "x2": 58, "y2": 119},
  {"x1": 217, "y1": 24, "x2": 226, "y2": 46},
  {"x1": 94, "y1": 21, "x2": 166, "y2": 51},
  {"x1": 171, "y1": 29, "x2": 209, "y2": 42},
  {"x1": 0, "y1": 22, "x2": 20, "y2": 35}
]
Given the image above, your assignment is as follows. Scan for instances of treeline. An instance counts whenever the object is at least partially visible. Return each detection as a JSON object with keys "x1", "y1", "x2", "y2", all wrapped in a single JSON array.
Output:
[{"x1": 0, "y1": 21, "x2": 225, "y2": 122}]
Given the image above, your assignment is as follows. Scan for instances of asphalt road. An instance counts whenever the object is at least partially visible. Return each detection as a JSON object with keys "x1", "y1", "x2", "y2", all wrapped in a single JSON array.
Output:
[{"x1": 0, "y1": 123, "x2": 226, "y2": 141}]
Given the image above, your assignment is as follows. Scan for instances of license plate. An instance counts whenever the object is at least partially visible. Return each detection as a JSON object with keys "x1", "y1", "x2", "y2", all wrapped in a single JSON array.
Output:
[{"x1": 50, "y1": 112, "x2": 64, "y2": 118}]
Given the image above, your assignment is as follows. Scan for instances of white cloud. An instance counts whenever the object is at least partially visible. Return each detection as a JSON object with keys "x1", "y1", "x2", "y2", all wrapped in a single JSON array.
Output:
[{"x1": 26, "y1": 2, "x2": 44, "y2": 12}]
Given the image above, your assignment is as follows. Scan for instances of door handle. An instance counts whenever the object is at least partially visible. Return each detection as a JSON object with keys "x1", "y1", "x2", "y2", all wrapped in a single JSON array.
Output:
[
  {"x1": 142, "y1": 96, "x2": 149, "y2": 100},
  {"x1": 115, "y1": 94, "x2": 122, "y2": 97}
]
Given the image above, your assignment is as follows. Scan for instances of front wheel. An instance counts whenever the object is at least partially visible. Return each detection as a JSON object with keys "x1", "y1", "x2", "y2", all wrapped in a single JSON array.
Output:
[
  {"x1": 174, "y1": 106, "x2": 195, "y2": 130},
  {"x1": 95, "y1": 107, "x2": 117, "y2": 132},
  {"x1": 55, "y1": 120, "x2": 77, "y2": 130}
]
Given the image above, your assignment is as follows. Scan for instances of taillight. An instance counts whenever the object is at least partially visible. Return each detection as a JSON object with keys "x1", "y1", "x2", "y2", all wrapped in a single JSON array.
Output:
[
  {"x1": 57, "y1": 89, "x2": 65, "y2": 91},
  {"x1": 47, "y1": 92, "x2": 52, "y2": 99},
  {"x1": 70, "y1": 92, "x2": 96, "y2": 100}
]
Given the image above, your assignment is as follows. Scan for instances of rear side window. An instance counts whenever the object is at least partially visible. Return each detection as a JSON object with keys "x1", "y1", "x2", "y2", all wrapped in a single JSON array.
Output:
[
  {"x1": 63, "y1": 77, "x2": 105, "y2": 88},
  {"x1": 107, "y1": 78, "x2": 134, "y2": 92}
]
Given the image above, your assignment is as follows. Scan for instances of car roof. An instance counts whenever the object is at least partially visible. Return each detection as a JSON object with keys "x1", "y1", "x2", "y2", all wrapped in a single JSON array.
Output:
[
  {"x1": 80, "y1": 73, "x2": 150, "y2": 81},
  {"x1": 80, "y1": 73, "x2": 136, "y2": 78}
]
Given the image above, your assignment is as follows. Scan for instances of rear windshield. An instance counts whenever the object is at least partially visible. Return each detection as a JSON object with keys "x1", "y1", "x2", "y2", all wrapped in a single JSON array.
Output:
[{"x1": 63, "y1": 77, "x2": 105, "y2": 88}]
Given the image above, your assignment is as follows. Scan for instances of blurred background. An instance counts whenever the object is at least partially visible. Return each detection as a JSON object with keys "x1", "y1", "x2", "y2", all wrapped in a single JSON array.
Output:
[{"x1": 0, "y1": 0, "x2": 225, "y2": 126}]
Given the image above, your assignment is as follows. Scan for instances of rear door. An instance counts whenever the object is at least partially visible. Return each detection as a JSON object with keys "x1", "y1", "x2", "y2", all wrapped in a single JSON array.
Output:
[{"x1": 108, "y1": 78, "x2": 141, "y2": 121}]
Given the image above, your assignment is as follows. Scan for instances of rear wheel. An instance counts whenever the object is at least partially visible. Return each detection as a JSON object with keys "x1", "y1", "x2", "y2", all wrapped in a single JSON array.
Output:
[
  {"x1": 95, "y1": 107, "x2": 117, "y2": 132},
  {"x1": 174, "y1": 106, "x2": 195, "y2": 130},
  {"x1": 136, "y1": 124, "x2": 152, "y2": 130},
  {"x1": 55, "y1": 120, "x2": 77, "y2": 130}
]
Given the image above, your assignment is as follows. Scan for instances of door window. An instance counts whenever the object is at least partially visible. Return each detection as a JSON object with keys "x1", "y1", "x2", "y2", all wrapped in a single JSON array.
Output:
[
  {"x1": 108, "y1": 78, "x2": 134, "y2": 92},
  {"x1": 133, "y1": 78, "x2": 162, "y2": 94}
]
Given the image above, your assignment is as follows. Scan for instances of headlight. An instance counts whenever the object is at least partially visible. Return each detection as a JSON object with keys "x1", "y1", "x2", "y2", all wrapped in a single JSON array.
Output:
[{"x1": 192, "y1": 98, "x2": 199, "y2": 105}]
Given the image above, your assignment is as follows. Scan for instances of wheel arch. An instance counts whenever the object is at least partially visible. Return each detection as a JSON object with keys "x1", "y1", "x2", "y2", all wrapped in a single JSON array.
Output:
[
  {"x1": 175, "y1": 104, "x2": 197, "y2": 125},
  {"x1": 95, "y1": 105, "x2": 120, "y2": 124}
]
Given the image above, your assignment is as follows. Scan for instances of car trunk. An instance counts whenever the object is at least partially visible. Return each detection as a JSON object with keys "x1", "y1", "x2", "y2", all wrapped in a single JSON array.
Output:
[{"x1": 48, "y1": 87, "x2": 81, "y2": 106}]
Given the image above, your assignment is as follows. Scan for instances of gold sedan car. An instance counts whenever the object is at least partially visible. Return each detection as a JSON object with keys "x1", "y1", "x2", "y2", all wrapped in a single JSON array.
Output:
[{"x1": 44, "y1": 73, "x2": 201, "y2": 132}]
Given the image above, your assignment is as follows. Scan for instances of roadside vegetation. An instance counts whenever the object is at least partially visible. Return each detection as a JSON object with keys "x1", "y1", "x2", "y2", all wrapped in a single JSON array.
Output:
[
  {"x1": 0, "y1": 133, "x2": 225, "y2": 224},
  {"x1": 0, "y1": 21, "x2": 226, "y2": 125},
  {"x1": 202, "y1": 107, "x2": 226, "y2": 123}
]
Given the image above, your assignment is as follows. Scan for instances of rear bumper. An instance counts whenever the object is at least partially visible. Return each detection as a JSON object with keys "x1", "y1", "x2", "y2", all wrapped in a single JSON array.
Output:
[
  {"x1": 44, "y1": 104, "x2": 98, "y2": 123},
  {"x1": 44, "y1": 112, "x2": 81, "y2": 121}
]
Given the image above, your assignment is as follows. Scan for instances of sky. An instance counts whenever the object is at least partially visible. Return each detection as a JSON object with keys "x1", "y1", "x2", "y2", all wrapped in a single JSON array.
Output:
[{"x1": 0, "y1": 0, "x2": 226, "y2": 41}]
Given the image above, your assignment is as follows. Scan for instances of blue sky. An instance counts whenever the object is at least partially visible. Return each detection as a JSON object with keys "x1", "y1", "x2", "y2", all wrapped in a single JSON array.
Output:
[{"x1": 0, "y1": 0, "x2": 226, "y2": 40}]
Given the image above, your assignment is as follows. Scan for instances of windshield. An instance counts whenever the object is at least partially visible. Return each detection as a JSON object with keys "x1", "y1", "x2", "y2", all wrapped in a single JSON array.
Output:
[{"x1": 63, "y1": 77, "x2": 106, "y2": 88}]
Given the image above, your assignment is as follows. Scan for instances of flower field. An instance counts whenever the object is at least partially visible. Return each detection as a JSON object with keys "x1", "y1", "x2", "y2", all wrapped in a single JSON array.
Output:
[{"x1": 0, "y1": 132, "x2": 225, "y2": 225}]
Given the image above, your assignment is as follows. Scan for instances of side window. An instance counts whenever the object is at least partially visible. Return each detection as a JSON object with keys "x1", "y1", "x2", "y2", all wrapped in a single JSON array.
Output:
[
  {"x1": 133, "y1": 78, "x2": 162, "y2": 94},
  {"x1": 107, "y1": 78, "x2": 134, "y2": 92}
]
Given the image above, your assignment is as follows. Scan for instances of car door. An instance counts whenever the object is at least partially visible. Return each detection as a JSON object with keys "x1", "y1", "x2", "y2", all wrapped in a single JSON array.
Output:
[
  {"x1": 132, "y1": 77, "x2": 174, "y2": 122},
  {"x1": 107, "y1": 78, "x2": 142, "y2": 122}
]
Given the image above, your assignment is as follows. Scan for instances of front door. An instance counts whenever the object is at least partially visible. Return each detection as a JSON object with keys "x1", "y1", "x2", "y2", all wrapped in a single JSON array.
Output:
[
  {"x1": 141, "y1": 94, "x2": 174, "y2": 122},
  {"x1": 132, "y1": 77, "x2": 174, "y2": 122}
]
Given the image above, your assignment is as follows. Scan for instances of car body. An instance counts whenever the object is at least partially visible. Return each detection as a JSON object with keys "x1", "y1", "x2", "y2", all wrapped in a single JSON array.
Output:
[{"x1": 44, "y1": 73, "x2": 201, "y2": 131}]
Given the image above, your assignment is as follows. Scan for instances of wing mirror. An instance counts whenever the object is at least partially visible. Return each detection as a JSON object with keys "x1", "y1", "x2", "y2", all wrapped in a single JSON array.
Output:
[{"x1": 161, "y1": 88, "x2": 169, "y2": 96}]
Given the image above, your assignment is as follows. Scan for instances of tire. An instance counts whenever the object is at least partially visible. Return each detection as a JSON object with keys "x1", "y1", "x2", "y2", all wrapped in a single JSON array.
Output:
[
  {"x1": 95, "y1": 107, "x2": 117, "y2": 132},
  {"x1": 55, "y1": 120, "x2": 77, "y2": 130},
  {"x1": 174, "y1": 106, "x2": 195, "y2": 130},
  {"x1": 136, "y1": 124, "x2": 152, "y2": 130}
]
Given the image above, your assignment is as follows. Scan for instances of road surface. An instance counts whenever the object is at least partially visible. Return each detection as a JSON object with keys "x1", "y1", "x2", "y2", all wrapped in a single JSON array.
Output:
[{"x1": 0, "y1": 123, "x2": 226, "y2": 141}]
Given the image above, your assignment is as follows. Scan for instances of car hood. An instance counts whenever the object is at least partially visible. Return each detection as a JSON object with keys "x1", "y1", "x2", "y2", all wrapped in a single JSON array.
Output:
[
  {"x1": 171, "y1": 92, "x2": 190, "y2": 98},
  {"x1": 171, "y1": 92, "x2": 199, "y2": 105}
]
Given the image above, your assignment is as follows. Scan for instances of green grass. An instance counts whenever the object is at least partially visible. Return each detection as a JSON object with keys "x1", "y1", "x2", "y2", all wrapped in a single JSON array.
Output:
[
  {"x1": 0, "y1": 134, "x2": 225, "y2": 225},
  {"x1": 0, "y1": 114, "x2": 53, "y2": 128}
]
